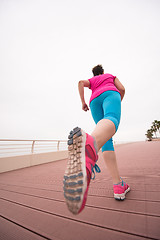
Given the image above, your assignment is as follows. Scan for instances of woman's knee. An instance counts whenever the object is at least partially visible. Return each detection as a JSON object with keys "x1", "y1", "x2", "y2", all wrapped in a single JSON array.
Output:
[{"x1": 102, "y1": 138, "x2": 114, "y2": 152}]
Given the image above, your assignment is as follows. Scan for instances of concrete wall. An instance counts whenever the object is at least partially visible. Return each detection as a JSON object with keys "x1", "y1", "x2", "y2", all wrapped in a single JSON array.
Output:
[{"x1": 0, "y1": 150, "x2": 68, "y2": 173}]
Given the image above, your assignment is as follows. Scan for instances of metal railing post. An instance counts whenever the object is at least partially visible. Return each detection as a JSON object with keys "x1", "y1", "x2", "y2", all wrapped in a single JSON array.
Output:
[
  {"x1": 31, "y1": 141, "x2": 35, "y2": 154},
  {"x1": 57, "y1": 141, "x2": 60, "y2": 151}
]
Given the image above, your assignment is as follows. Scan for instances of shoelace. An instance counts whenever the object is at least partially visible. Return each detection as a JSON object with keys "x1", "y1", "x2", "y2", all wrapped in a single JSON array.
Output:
[
  {"x1": 91, "y1": 163, "x2": 101, "y2": 180},
  {"x1": 114, "y1": 178, "x2": 124, "y2": 186}
]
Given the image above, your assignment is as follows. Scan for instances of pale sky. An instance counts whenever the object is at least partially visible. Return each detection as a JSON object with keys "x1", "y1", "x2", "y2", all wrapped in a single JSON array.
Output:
[{"x1": 0, "y1": 0, "x2": 160, "y2": 143}]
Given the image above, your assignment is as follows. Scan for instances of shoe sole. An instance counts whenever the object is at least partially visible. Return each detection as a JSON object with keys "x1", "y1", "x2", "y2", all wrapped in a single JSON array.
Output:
[
  {"x1": 114, "y1": 187, "x2": 131, "y2": 200},
  {"x1": 63, "y1": 127, "x2": 87, "y2": 214}
]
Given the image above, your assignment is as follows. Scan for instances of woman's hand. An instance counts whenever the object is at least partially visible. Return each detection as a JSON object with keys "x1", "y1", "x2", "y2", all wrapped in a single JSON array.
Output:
[
  {"x1": 78, "y1": 80, "x2": 90, "y2": 111},
  {"x1": 82, "y1": 102, "x2": 89, "y2": 111}
]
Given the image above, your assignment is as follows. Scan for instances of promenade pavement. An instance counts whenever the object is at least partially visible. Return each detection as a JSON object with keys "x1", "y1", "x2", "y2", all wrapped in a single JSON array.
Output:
[{"x1": 0, "y1": 141, "x2": 160, "y2": 240}]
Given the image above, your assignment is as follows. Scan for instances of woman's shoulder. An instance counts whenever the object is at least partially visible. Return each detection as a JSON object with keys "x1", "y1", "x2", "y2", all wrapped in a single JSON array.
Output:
[
  {"x1": 103, "y1": 73, "x2": 116, "y2": 80},
  {"x1": 89, "y1": 73, "x2": 115, "y2": 82},
  {"x1": 103, "y1": 73, "x2": 115, "y2": 77}
]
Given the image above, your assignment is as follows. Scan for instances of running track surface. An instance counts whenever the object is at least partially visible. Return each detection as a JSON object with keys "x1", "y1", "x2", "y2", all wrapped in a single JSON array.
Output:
[{"x1": 0, "y1": 141, "x2": 160, "y2": 240}]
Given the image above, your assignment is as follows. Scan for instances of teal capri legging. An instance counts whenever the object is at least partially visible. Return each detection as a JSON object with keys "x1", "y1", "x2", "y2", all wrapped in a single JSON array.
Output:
[{"x1": 90, "y1": 90, "x2": 121, "y2": 152}]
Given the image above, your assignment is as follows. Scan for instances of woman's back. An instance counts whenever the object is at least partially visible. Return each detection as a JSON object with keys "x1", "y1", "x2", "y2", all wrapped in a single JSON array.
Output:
[{"x1": 88, "y1": 73, "x2": 120, "y2": 104}]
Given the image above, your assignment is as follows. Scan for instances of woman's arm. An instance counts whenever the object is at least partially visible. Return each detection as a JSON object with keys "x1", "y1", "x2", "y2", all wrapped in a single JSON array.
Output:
[
  {"x1": 114, "y1": 77, "x2": 125, "y2": 101},
  {"x1": 78, "y1": 80, "x2": 90, "y2": 111}
]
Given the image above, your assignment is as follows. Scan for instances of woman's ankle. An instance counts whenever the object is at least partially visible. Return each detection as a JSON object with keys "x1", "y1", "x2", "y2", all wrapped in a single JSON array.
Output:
[{"x1": 113, "y1": 178, "x2": 122, "y2": 185}]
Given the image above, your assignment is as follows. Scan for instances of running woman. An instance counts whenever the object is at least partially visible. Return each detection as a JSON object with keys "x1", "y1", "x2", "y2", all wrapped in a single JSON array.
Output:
[{"x1": 63, "y1": 65, "x2": 130, "y2": 214}]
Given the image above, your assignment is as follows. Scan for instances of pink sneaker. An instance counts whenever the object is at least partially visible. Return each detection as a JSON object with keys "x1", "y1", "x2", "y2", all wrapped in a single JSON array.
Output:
[
  {"x1": 63, "y1": 127, "x2": 100, "y2": 214},
  {"x1": 113, "y1": 179, "x2": 130, "y2": 200}
]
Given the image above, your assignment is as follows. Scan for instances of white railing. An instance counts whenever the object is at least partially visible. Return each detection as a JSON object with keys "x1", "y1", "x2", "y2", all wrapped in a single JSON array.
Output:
[{"x1": 0, "y1": 139, "x2": 68, "y2": 157}]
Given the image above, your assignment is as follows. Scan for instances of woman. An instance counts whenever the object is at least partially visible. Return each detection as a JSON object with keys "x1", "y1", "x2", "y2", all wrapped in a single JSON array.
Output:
[{"x1": 63, "y1": 65, "x2": 130, "y2": 215}]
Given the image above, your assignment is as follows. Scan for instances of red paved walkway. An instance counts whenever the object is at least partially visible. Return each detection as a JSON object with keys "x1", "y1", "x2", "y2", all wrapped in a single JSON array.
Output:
[{"x1": 0, "y1": 141, "x2": 160, "y2": 240}]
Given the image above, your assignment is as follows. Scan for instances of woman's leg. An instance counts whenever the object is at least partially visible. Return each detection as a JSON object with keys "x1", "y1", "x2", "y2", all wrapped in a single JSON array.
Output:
[
  {"x1": 90, "y1": 91, "x2": 122, "y2": 184},
  {"x1": 64, "y1": 92, "x2": 127, "y2": 214},
  {"x1": 91, "y1": 119, "x2": 121, "y2": 184},
  {"x1": 103, "y1": 151, "x2": 121, "y2": 184},
  {"x1": 91, "y1": 118, "x2": 116, "y2": 151}
]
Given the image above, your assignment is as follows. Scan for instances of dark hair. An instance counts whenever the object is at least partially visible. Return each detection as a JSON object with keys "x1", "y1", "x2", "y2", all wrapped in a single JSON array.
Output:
[{"x1": 92, "y1": 65, "x2": 104, "y2": 76}]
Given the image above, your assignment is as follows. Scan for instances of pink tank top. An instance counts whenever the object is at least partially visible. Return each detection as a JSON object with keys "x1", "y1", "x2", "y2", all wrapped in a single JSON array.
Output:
[{"x1": 88, "y1": 73, "x2": 120, "y2": 104}]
